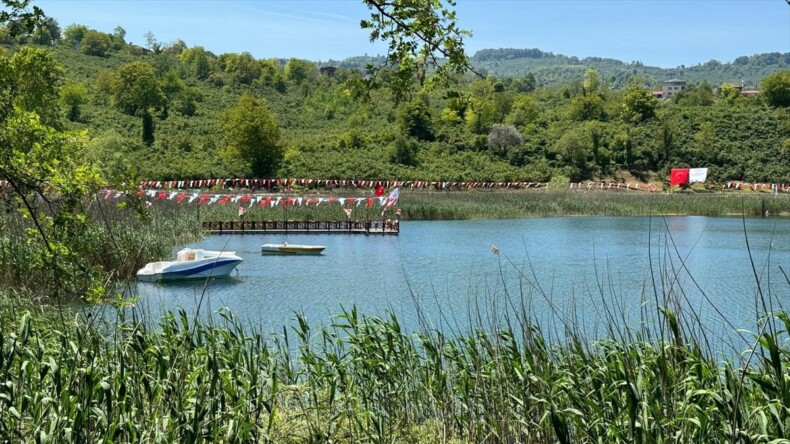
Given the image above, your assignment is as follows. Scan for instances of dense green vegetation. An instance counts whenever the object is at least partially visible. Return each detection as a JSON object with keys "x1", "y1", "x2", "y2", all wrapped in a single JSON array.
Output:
[
  {"x1": 469, "y1": 48, "x2": 790, "y2": 89},
  {"x1": 3, "y1": 18, "x2": 789, "y2": 185}
]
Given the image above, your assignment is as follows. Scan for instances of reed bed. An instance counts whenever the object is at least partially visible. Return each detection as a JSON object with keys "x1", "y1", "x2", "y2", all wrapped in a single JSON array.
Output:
[
  {"x1": 401, "y1": 190, "x2": 790, "y2": 220},
  {"x1": 1, "y1": 243, "x2": 788, "y2": 443},
  {"x1": 0, "y1": 195, "x2": 203, "y2": 300},
  {"x1": 176, "y1": 190, "x2": 790, "y2": 222}
]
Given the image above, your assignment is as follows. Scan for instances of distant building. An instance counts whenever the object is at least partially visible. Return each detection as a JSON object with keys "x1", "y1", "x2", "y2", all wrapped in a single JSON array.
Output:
[
  {"x1": 662, "y1": 79, "x2": 686, "y2": 98},
  {"x1": 652, "y1": 90, "x2": 664, "y2": 99},
  {"x1": 319, "y1": 66, "x2": 337, "y2": 77},
  {"x1": 717, "y1": 83, "x2": 760, "y2": 98}
]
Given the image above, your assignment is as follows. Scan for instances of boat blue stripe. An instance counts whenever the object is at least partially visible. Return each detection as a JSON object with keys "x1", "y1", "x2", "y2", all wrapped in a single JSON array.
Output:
[{"x1": 166, "y1": 260, "x2": 240, "y2": 277}]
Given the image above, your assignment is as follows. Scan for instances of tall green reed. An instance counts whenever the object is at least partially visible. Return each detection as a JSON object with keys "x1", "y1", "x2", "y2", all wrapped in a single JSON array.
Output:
[{"x1": 0, "y1": 194, "x2": 203, "y2": 301}]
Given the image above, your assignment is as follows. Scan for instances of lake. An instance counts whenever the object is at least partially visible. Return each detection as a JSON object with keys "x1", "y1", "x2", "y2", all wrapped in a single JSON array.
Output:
[{"x1": 126, "y1": 216, "x2": 788, "y2": 352}]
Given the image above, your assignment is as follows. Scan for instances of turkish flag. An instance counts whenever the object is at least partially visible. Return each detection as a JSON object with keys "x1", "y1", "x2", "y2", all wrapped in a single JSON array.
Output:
[
  {"x1": 375, "y1": 185, "x2": 384, "y2": 196},
  {"x1": 670, "y1": 168, "x2": 689, "y2": 185}
]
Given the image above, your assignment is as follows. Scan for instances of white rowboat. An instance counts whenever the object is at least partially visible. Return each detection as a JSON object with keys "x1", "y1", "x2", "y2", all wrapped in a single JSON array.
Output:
[{"x1": 261, "y1": 242, "x2": 325, "y2": 255}]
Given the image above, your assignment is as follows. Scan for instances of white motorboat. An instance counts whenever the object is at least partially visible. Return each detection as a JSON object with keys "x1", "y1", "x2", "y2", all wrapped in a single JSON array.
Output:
[
  {"x1": 261, "y1": 242, "x2": 325, "y2": 255},
  {"x1": 136, "y1": 248, "x2": 243, "y2": 282}
]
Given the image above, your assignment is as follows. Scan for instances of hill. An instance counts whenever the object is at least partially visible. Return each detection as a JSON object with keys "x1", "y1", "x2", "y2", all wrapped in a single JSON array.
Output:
[
  {"x1": 324, "y1": 49, "x2": 790, "y2": 90},
  {"x1": 469, "y1": 48, "x2": 790, "y2": 89},
  {"x1": 3, "y1": 24, "x2": 789, "y2": 185}
]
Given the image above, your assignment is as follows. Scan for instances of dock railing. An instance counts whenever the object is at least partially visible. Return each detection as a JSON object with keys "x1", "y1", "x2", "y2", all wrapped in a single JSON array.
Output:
[{"x1": 202, "y1": 220, "x2": 399, "y2": 235}]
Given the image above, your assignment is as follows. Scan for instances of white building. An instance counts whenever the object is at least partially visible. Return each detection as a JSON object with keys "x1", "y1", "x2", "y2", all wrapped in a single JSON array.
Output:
[{"x1": 662, "y1": 79, "x2": 686, "y2": 98}]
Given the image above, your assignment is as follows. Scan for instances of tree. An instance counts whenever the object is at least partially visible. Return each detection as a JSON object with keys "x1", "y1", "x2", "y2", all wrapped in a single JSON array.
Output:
[
  {"x1": 8, "y1": 46, "x2": 63, "y2": 126},
  {"x1": 760, "y1": 69, "x2": 790, "y2": 107},
  {"x1": 80, "y1": 29, "x2": 111, "y2": 56},
  {"x1": 28, "y1": 16, "x2": 59, "y2": 45},
  {"x1": 93, "y1": 68, "x2": 114, "y2": 102},
  {"x1": 164, "y1": 39, "x2": 187, "y2": 55},
  {"x1": 174, "y1": 86, "x2": 201, "y2": 116},
  {"x1": 360, "y1": 0, "x2": 479, "y2": 101},
  {"x1": 112, "y1": 25, "x2": 125, "y2": 41},
  {"x1": 585, "y1": 121, "x2": 612, "y2": 173},
  {"x1": 493, "y1": 88, "x2": 515, "y2": 123},
  {"x1": 111, "y1": 62, "x2": 166, "y2": 145},
  {"x1": 0, "y1": 33, "x2": 105, "y2": 302},
  {"x1": 552, "y1": 126, "x2": 591, "y2": 179},
  {"x1": 389, "y1": 136, "x2": 420, "y2": 166},
  {"x1": 223, "y1": 52, "x2": 261, "y2": 85},
  {"x1": 111, "y1": 25, "x2": 126, "y2": 49},
  {"x1": 583, "y1": 69, "x2": 600, "y2": 95},
  {"x1": 611, "y1": 130, "x2": 634, "y2": 170},
  {"x1": 464, "y1": 94, "x2": 497, "y2": 135},
  {"x1": 717, "y1": 83, "x2": 741, "y2": 105},
  {"x1": 620, "y1": 83, "x2": 657, "y2": 123},
  {"x1": 487, "y1": 123, "x2": 522, "y2": 157},
  {"x1": 284, "y1": 58, "x2": 317, "y2": 85},
  {"x1": 439, "y1": 91, "x2": 469, "y2": 126},
  {"x1": 83, "y1": 130, "x2": 133, "y2": 182},
  {"x1": 144, "y1": 31, "x2": 161, "y2": 53},
  {"x1": 0, "y1": 0, "x2": 44, "y2": 38},
  {"x1": 674, "y1": 81, "x2": 714, "y2": 106},
  {"x1": 659, "y1": 119, "x2": 674, "y2": 166},
  {"x1": 179, "y1": 46, "x2": 212, "y2": 80},
  {"x1": 62, "y1": 23, "x2": 87, "y2": 47},
  {"x1": 398, "y1": 98, "x2": 434, "y2": 141},
  {"x1": 505, "y1": 94, "x2": 538, "y2": 128},
  {"x1": 223, "y1": 93, "x2": 283, "y2": 177},
  {"x1": 160, "y1": 70, "x2": 184, "y2": 99},
  {"x1": 568, "y1": 94, "x2": 606, "y2": 121},
  {"x1": 258, "y1": 58, "x2": 284, "y2": 89},
  {"x1": 112, "y1": 62, "x2": 165, "y2": 115},
  {"x1": 60, "y1": 81, "x2": 87, "y2": 121},
  {"x1": 512, "y1": 73, "x2": 536, "y2": 93}
]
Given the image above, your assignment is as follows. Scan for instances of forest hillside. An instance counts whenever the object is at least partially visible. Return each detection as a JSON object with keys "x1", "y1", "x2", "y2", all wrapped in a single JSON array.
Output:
[{"x1": 4, "y1": 20, "x2": 789, "y2": 185}]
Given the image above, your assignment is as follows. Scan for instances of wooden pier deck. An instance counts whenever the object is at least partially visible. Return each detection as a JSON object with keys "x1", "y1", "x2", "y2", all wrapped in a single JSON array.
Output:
[{"x1": 203, "y1": 220, "x2": 399, "y2": 235}]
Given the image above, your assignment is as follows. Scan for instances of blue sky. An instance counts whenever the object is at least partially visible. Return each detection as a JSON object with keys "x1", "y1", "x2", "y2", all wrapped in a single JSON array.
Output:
[{"x1": 35, "y1": 0, "x2": 789, "y2": 68}]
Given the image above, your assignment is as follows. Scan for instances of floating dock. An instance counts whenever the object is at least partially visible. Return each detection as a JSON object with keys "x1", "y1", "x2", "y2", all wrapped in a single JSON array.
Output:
[{"x1": 202, "y1": 220, "x2": 399, "y2": 235}]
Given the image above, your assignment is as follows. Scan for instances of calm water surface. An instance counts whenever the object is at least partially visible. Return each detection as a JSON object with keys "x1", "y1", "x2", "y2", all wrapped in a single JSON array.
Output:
[{"x1": 129, "y1": 216, "x2": 789, "y2": 345}]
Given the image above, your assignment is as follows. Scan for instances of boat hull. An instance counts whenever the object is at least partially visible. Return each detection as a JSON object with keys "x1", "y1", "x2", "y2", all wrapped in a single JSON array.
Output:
[
  {"x1": 261, "y1": 244, "x2": 325, "y2": 255},
  {"x1": 137, "y1": 249, "x2": 244, "y2": 282},
  {"x1": 137, "y1": 259, "x2": 244, "y2": 282}
]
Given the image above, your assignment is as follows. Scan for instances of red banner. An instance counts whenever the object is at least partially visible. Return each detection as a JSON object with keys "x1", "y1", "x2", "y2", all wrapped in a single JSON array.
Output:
[{"x1": 670, "y1": 169, "x2": 690, "y2": 186}]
